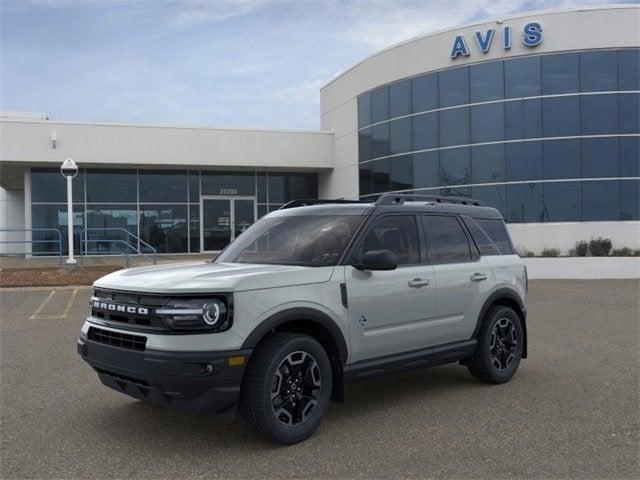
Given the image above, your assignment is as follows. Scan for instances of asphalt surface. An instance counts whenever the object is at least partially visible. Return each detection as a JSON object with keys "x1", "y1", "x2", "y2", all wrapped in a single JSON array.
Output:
[{"x1": 1, "y1": 280, "x2": 639, "y2": 479}]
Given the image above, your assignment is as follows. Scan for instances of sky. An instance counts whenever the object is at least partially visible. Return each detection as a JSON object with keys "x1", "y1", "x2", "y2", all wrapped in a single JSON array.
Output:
[{"x1": 1, "y1": 0, "x2": 636, "y2": 130}]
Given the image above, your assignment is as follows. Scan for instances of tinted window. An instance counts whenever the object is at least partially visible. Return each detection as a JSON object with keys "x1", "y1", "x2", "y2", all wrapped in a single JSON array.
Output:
[
  {"x1": 582, "y1": 137, "x2": 619, "y2": 178},
  {"x1": 256, "y1": 172, "x2": 267, "y2": 203},
  {"x1": 582, "y1": 180, "x2": 619, "y2": 221},
  {"x1": 189, "y1": 204, "x2": 200, "y2": 252},
  {"x1": 413, "y1": 152, "x2": 439, "y2": 189},
  {"x1": 472, "y1": 184, "x2": 505, "y2": 213},
  {"x1": 423, "y1": 215, "x2": 471, "y2": 264},
  {"x1": 439, "y1": 108, "x2": 469, "y2": 147},
  {"x1": 506, "y1": 141, "x2": 543, "y2": 181},
  {"x1": 412, "y1": 112, "x2": 438, "y2": 151},
  {"x1": 361, "y1": 216, "x2": 420, "y2": 265},
  {"x1": 371, "y1": 123, "x2": 390, "y2": 158},
  {"x1": 359, "y1": 162, "x2": 373, "y2": 196},
  {"x1": 621, "y1": 137, "x2": 640, "y2": 177},
  {"x1": 471, "y1": 144, "x2": 505, "y2": 184},
  {"x1": 505, "y1": 98, "x2": 542, "y2": 140},
  {"x1": 581, "y1": 94, "x2": 618, "y2": 135},
  {"x1": 31, "y1": 168, "x2": 85, "y2": 203},
  {"x1": 543, "y1": 181, "x2": 581, "y2": 222},
  {"x1": 470, "y1": 103, "x2": 504, "y2": 143},
  {"x1": 470, "y1": 61, "x2": 504, "y2": 102},
  {"x1": 505, "y1": 183, "x2": 543, "y2": 223},
  {"x1": 618, "y1": 49, "x2": 640, "y2": 90},
  {"x1": 412, "y1": 74, "x2": 438, "y2": 112},
  {"x1": 543, "y1": 139, "x2": 580, "y2": 180},
  {"x1": 475, "y1": 218, "x2": 513, "y2": 254},
  {"x1": 371, "y1": 87, "x2": 389, "y2": 123},
  {"x1": 389, "y1": 117, "x2": 411, "y2": 155},
  {"x1": 139, "y1": 205, "x2": 188, "y2": 253},
  {"x1": 619, "y1": 93, "x2": 640, "y2": 134},
  {"x1": 202, "y1": 172, "x2": 255, "y2": 196},
  {"x1": 31, "y1": 204, "x2": 84, "y2": 255},
  {"x1": 267, "y1": 173, "x2": 317, "y2": 203},
  {"x1": 463, "y1": 217, "x2": 500, "y2": 255},
  {"x1": 505, "y1": 56, "x2": 541, "y2": 98},
  {"x1": 358, "y1": 93, "x2": 371, "y2": 128},
  {"x1": 359, "y1": 128, "x2": 373, "y2": 162},
  {"x1": 439, "y1": 67, "x2": 469, "y2": 107},
  {"x1": 389, "y1": 79, "x2": 411, "y2": 118},
  {"x1": 372, "y1": 158, "x2": 391, "y2": 193},
  {"x1": 542, "y1": 96, "x2": 580, "y2": 137},
  {"x1": 390, "y1": 155, "x2": 413, "y2": 191},
  {"x1": 581, "y1": 51, "x2": 617, "y2": 92},
  {"x1": 188, "y1": 171, "x2": 200, "y2": 203},
  {"x1": 620, "y1": 179, "x2": 640, "y2": 221},
  {"x1": 440, "y1": 148, "x2": 470, "y2": 187},
  {"x1": 86, "y1": 169, "x2": 136, "y2": 203},
  {"x1": 542, "y1": 53, "x2": 579, "y2": 94},
  {"x1": 140, "y1": 170, "x2": 188, "y2": 203}
]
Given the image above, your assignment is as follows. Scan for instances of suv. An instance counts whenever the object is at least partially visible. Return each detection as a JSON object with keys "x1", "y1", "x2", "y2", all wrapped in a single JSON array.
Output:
[{"x1": 77, "y1": 194, "x2": 527, "y2": 444}]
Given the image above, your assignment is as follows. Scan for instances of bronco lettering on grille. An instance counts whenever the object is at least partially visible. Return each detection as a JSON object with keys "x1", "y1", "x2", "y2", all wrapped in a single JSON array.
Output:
[{"x1": 92, "y1": 300, "x2": 149, "y2": 316}]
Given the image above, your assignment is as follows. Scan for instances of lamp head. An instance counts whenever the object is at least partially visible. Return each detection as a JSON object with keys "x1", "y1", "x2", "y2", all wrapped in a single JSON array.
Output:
[{"x1": 60, "y1": 158, "x2": 78, "y2": 178}]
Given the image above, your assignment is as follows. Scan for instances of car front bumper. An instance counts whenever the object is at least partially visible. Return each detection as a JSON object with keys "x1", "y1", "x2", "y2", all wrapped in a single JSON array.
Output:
[{"x1": 77, "y1": 337, "x2": 252, "y2": 421}]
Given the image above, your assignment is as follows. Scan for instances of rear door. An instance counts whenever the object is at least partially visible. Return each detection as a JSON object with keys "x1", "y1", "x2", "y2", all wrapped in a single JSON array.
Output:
[
  {"x1": 345, "y1": 214, "x2": 437, "y2": 363},
  {"x1": 421, "y1": 214, "x2": 493, "y2": 345}
]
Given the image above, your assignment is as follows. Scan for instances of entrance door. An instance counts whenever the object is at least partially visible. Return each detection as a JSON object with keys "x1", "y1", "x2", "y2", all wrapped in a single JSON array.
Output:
[{"x1": 201, "y1": 196, "x2": 256, "y2": 252}]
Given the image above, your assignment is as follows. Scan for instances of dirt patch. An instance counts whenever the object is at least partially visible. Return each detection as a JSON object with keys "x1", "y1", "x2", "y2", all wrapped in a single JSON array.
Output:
[{"x1": 0, "y1": 266, "x2": 122, "y2": 288}]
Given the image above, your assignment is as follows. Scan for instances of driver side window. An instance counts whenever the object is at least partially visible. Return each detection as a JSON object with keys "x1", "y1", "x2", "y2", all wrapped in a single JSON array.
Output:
[{"x1": 361, "y1": 216, "x2": 420, "y2": 265}]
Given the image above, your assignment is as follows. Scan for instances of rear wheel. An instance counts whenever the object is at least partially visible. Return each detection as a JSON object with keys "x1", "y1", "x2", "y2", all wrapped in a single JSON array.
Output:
[
  {"x1": 240, "y1": 333, "x2": 332, "y2": 444},
  {"x1": 467, "y1": 306, "x2": 523, "y2": 384}
]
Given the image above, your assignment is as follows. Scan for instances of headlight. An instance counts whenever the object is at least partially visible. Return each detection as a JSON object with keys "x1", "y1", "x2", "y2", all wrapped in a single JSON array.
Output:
[{"x1": 156, "y1": 298, "x2": 230, "y2": 332}]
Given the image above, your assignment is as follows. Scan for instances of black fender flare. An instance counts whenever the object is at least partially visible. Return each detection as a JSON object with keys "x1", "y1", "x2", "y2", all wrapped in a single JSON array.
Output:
[
  {"x1": 241, "y1": 307, "x2": 349, "y2": 364},
  {"x1": 473, "y1": 288, "x2": 527, "y2": 358}
]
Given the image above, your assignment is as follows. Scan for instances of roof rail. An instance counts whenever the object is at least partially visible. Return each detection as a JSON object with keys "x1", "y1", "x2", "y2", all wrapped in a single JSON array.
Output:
[
  {"x1": 279, "y1": 199, "x2": 364, "y2": 210},
  {"x1": 375, "y1": 193, "x2": 485, "y2": 206}
]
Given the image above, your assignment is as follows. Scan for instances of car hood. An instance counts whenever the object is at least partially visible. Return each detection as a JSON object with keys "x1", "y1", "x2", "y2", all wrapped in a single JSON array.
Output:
[{"x1": 93, "y1": 261, "x2": 335, "y2": 294}]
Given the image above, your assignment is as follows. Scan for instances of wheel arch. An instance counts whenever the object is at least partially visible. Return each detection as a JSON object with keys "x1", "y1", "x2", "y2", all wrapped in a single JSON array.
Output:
[
  {"x1": 473, "y1": 289, "x2": 527, "y2": 358},
  {"x1": 241, "y1": 307, "x2": 348, "y2": 401}
]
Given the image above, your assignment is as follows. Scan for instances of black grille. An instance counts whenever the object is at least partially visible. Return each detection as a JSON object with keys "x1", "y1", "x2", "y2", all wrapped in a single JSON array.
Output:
[
  {"x1": 91, "y1": 289, "x2": 168, "y2": 331},
  {"x1": 88, "y1": 326, "x2": 147, "y2": 351}
]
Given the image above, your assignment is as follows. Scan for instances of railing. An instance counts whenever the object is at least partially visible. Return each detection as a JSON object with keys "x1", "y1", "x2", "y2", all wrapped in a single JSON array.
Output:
[
  {"x1": 0, "y1": 228, "x2": 64, "y2": 264},
  {"x1": 79, "y1": 228, "x2": 158, "y2": 267}
]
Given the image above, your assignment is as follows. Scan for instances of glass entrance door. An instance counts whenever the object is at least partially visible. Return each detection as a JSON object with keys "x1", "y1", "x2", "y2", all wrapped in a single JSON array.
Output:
[{"x1": 201, "y1": 197, "x2": 256, "y2": 252}]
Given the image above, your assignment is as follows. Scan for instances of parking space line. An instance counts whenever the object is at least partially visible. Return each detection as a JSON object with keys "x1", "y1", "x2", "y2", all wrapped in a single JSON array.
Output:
[
  {"x1": 58, "y1": 288, "x2": 79, "y2": 319},
  {"x1": 29, "y1": 290, "x2": 56, "y2": 319}
]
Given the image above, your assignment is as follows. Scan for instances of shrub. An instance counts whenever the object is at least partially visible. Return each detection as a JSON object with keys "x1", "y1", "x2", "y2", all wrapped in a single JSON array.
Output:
[
  {"x1": 574, "y1": 240, "x2": 589, "y2": 257},
  {"x1": 517, "y1": 248, "x2": 535, "y2": 258},
  {"x1": 610, "y1": 247, "x2": 639, "y2": 257},
  {"x1": 540, "y1": 248, "x2": 561, "y2": 257},
  {"x1": 588, "y1": 237, "x2": 612, "y2": 257}
]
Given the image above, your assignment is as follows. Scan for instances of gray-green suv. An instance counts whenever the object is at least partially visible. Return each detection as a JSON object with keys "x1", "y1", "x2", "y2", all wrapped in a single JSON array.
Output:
[{"x1": 77, "y1": 194, "x2": 527, "y2": 444}]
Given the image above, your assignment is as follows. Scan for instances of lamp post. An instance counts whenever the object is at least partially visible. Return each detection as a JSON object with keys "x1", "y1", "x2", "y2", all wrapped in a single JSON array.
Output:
[{"x1": 60, "y1": 158, "x2": 78, "y2": 265}]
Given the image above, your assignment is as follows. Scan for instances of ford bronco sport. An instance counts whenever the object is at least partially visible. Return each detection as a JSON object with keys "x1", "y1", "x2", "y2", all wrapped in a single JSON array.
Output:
[{"x1": 77, "y1": 194, "x2": 527, "y2": 444}]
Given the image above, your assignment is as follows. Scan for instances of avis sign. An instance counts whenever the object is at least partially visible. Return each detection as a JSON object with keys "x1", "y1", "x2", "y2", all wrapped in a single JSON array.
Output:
[{"x1": 450, "y1": 22, "x2": 543, "y2": 59}]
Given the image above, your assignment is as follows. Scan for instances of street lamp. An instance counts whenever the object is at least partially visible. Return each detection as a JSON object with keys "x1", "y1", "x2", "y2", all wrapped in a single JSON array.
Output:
[{"x1": 60, "y1": 158, "x2": 78, "y2": 265}]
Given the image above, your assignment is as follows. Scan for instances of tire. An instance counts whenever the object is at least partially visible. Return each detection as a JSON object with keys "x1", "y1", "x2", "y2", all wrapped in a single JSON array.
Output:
[
  {"x1": 467, "y1": 305, "x2": 523, "y2": 384},
  {"x1": 240, "y1": 333, "x2": 332, "y2": 445}
]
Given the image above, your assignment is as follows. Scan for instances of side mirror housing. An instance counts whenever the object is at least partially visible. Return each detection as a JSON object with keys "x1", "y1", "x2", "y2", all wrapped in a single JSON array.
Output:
[{"x1": 354, "y1": 249, "x2": 399, "y2": 271}]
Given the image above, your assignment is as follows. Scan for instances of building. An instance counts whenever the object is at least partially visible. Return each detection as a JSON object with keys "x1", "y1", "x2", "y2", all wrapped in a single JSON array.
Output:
[{"x1": 1, "y1": 5, "x2": 639, "y2": 257}]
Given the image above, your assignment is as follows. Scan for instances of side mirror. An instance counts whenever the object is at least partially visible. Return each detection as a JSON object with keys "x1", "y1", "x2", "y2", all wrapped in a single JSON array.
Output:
[{"x1": 354, "y1": 249, "x2": 398, "y2": 271}]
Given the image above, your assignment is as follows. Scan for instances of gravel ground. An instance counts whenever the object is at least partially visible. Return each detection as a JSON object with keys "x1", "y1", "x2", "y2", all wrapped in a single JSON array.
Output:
[
  {"x1": 1, "y1": 280, "x2": 639, "y2": 479},
  {"x1": 0, "y1": 266, "x2": 120, "y2": 288}
]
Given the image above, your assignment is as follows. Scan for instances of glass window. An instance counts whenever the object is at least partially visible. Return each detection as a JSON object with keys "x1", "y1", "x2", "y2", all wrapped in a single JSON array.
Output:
[
  {"x1": 471, "y1": 144, "x2": 505, "y2": 184},
  {"x1": 621, "y1": 137, "x2": 640, "y2": 177},
  {"x1": 412, "y1": 112, "x2": 438, "y2": 151},
  {"x1": 439, "y1": 67, "x2": 469, "y2": 108},
  {"x1": 619, "y1": 93, "x2": 640, "y2": 134},
  {"x1": 372, "y1": 158, "x2": 391, "y2": 193},
  {"x1": 462, "y1": 217, "x2": 501, "y2": 256},
  {"x1": 439, "y1": 108, "x2": 469, "y2": 147},
  {"x1": 257, "y1": 172, "x2": 267, "y2": 203},
  {"x1": 541, "y1": 53, "x2": 579, "y2": 94},
  {"x1": 359, "y1": 162, "x2": 373, "y2": 197},
  {"x1": 505, "y1": 98, "x2": 542, "y2": 140},
  {"x1": 475, "y1": 218, "x2": 513, "y2": 254},
  {"x1": 543, "y1": 182, "x2": 581, "y2": 222},
  {"x1": 581, "y1": 94, "x2": 618, "y2": 135},
  {"x1": 267, "y1": 173, "x2": 317, "y2": 203},
  {"x1": 619, "y1": 49, "x2": 640, "y2": 91},
  {"x1": 542, "y1": 96, "x2": 580, "y2": 137},
  {"x1": 620, "y1": 179, "x2": 640, "y2": 221},
  {"x1": 371, "y1": 87, "x2": 389, "y2": 123},
  {"x1": 389, "y1": 117, "x2": 412, "y2": 155},
  {"x1": 470, "y1": 103, "x2": 505, "y2": 143},
  {"x1": 505, "y1": 183, "x2": 543, "y2": 223},
  {"x1": 582, "y1": 138, "x2": 619, "y2": 178},
  {"x1": 371, "y1": 123, "x2": 390, "y2": 158},
  {"x1": 31, "y1": 168, "x2": 85, "y2": 203},
  {"x1": 506, "y1": 141, "x2": 543, "y2": 182},
  {"x1": 258, "y1": 204, "x2": 268, "y2": 219},
  {"x1": 359, "y1": 128, "x2": 373, "y2": 162},
  {"x1": 470, "y1": 61, "x2": 504, "y2": 102},
  {"x1": 358, "y1": 93, "x2": 371, "y2": 128},
  {"x1": 413, "y1": 152, "x2": 439, "y2": 190},
  {"x1": 140, "y1": 170, "x2": 188, "y2": 203},
  {"x1": 31, "y1": 204, "x2": 84, "y2": 255},
  {"x1": 440, "y1": 147, "x2": 470, "y2": 187},
  {"x1": 583, "y1": 180, "x2": 619, "y2": 221},
  {"x1": 472, "y1": 184, "x2": 505, "y2": 214},
  {"x1": 505, "y1": 56, "x2": 541, "y2": 98},
  {"x1": 86, "y1": 169, "x2": 137, "y2": 203},
  {"x1": 389, "y1": 79, "x2": 411, "y2": 118},
  {"x1": 423, "y1": 215, "x2": 471, "y2": 264},
  {"x1": 139, "y1": 205, "x2": 188, "y2": 253},
  {"x1": 86, "y1": 205, "x2": 138, "y2": 254},
  {"x1": 362, "y1": 216, "x2": 420, "y2": 265},
  {"x1": 189, "y1": 171, "x2": 200, "y2": 203},
  {"x1": 189, "y1": 204, "x2": 200, "y2": 252},
  {"x1": 390, "y1": 155, "x2": 413, "y2": 191},
  {"x1": 268, "y1": 204, "x2": 284, "y2": 213},
  {"x1": 580, "y1": 51, "x2": 617, "y2": 92},
  {"x1": 543, "y1": 139, "x2": 580, "y2": 180},
  {"x1": 202, "y1": 172, "x2": 255, "y2": 196},
  {"x1": 412, "y1": 74, "x2": 438, "y2": 113}
]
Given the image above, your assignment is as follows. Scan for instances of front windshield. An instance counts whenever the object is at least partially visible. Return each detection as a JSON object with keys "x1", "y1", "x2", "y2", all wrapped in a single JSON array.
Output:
[{"x1": 216, "y1": 215, "x2": 364, "y2": 267}]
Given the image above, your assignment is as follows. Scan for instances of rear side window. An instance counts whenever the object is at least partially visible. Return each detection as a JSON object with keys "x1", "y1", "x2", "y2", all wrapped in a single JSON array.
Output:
[
  {"x1": 361, "y1": 215, "x2": 420, "y2": 265},
  {"x1": 422, "y1": 215, "x2": 472, "y2": 264},
  {"x1": 475, "y1": 218, "x2": 514, "y2": 254},
  {"x1": 463, "y1": 217, "x2": 501, "y2": 256}
]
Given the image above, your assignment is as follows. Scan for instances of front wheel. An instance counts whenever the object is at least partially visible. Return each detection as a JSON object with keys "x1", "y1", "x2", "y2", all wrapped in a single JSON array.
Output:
[
  {"x1": 467, "y1": 306, "x2": 523, "y2": 384},
  {"x1": 240, "y1": 333, "x2": 332, "y2": 445}
]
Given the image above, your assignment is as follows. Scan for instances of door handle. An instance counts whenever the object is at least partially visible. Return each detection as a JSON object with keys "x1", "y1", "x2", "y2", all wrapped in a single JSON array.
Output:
[
  {"x1": 408, "y1": 278, "x2": 430, "y2": 288},
  {"x1": 470, "y1": 272, "x2": 488, "y2": 282}
]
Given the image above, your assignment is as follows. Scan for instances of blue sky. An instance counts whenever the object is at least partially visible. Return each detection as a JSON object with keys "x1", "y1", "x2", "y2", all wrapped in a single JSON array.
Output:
[{"x1": 1, "y1": 0, "x2": 634, "y2": 129}]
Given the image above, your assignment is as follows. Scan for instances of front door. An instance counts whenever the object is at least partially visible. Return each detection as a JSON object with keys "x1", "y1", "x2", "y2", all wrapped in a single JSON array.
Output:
[{"x1": 201, "y1": 196, "x2": 256, "y2": 252}]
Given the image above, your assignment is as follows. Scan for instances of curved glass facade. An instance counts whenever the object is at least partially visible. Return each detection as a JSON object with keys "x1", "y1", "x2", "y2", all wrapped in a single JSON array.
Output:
[{"x1": 357, "y1": 48, "x2": 640, "y2": 222}]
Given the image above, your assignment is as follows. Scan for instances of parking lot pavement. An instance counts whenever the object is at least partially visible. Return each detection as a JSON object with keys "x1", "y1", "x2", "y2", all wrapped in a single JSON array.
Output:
[{"x1": 1, "y1": 281, "x2": 638, "y2": 480}]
